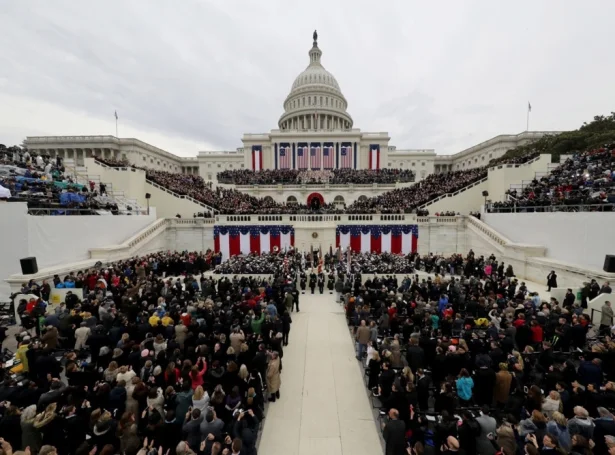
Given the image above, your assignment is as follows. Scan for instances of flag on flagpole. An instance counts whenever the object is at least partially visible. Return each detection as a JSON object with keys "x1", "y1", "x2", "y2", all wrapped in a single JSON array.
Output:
[
  {"x1": 114, "y1": 110, "x2": 118, "y2": 120},
  {"x1": 346, "y1": 246, "x2": 351, "y2": 274},
  {"x1": 528, "y1": 102, "x2": 531, "y2": 112}
]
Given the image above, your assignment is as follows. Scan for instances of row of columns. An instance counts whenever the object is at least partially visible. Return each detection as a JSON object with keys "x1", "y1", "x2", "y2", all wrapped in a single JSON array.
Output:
[
  {"x1": 30, "y1": 148, "x2": 120, "y2": 166},
  {"x1": 281, "y1": 114, "x2": 351, "y2": 131},
  {"x1": 182, "y1": 166, "x2": 199, "y2": 175},
  {"x1": 434, "y1": 164, "x2": 453, "y2": 174}
]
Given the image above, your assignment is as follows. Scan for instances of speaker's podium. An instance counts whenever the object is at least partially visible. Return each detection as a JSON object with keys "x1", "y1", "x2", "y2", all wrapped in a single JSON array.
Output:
[
  {"x1": 20, "y1": 257, "x2": 38, "y2": 275},
  {"x1": 605, "y1": 255, "x2": 615, "y2": 273}
]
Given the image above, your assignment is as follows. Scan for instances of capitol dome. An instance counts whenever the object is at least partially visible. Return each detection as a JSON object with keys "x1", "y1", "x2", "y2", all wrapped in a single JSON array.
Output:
[{"x1": 278, "y1": 32, "x2": 353, "y2": 131}]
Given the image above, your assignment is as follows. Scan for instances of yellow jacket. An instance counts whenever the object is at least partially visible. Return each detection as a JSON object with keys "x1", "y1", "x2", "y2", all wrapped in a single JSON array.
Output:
[{"x1": 16, "y1": 344, "x2": 29, "y2": 372}]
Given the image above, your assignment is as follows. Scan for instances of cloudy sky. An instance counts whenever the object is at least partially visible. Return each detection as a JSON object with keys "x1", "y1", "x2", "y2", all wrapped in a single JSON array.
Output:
[{"x1": 1, "y1": 1, "x2": 613, "y2": 156}]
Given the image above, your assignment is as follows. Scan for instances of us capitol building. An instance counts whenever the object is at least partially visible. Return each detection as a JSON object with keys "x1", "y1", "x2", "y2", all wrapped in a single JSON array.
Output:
[{"x1": 24, "y1": 32, "x2": 552, "y2": 186}]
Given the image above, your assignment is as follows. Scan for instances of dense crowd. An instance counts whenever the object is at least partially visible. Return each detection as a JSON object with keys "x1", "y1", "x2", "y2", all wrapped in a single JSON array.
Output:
[
  {"x1": 95, "y1": 151, "x2": 562, "y2": 216},
  {"x1": 217, "y1": 169, "x2": 415, "y2": 185},
  {"x1": 346, "y1": 168, "x2": 487, "y2": 214},
  {"x1": 213, "y1": 252, "x2": 302, "y2": 275},
  {"x1": 337, "y1": 250, "x2": 615, "y2": 455},
  {"x1": 1, "y1": 146, "x2": 124, "y2": 215},
  {"x1": 491, "y1": 146, "x2": 615, "y2": 212},
  {"x1": 6, "y1": 251, "x2": 299, "y2": 455}
]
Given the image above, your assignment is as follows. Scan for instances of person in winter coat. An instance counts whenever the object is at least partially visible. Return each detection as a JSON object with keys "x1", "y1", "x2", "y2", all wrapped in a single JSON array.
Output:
[
  {"x1": 546, "y1": 412, "x2": 572, "y2": 452},
  {"x1": 457, "y1": 411, "x2": 480, "y2": 455},
  {"x1": 567, "y1": 406, "x2": 595, "y2": 441},
  {"x1": 174, "y1": 322, "x2": 188, "y2": 348},
  {"x1": 542, "y1": 390, "x2": 562, "y2": 418},
  {"x1": 147, "y1": 387, "x2": 165, "y2": 417},
  {"x1": 74, "y1": 322, "x2": 90, "y2": 350},
  {"x1": 382, "y1": 408, "x2": 406, "y2": 455},
  {"x1": 475, "y1": 406, "x2": 497, "y2": 455},
  {"x1": 175, "y1": 382, "x2": 194, "y2": 425},
  {"x1": 0, "y1": 406, "x2": 22, "y2": 453},
  {"x1": 455, "y1": 369, "x2": 474, "y2": 405},
  {"x1": 496, "y1": 422, "x2": 517, "y2": 455},
  {"x1": 266, "y1": 352, "x2": 281, "y2": 402},
  {"x1": 547, "y1": 270, "x2": 558, "y2": 291},
  {"x1": 518, "y1": 410, "x2": 548, "y2": 445},
  {"x1": 20, "y1": 405, "x2": 42, "y2": 455},
  {"x1": 191, "y1": 386, "x2": 210, "y2": 414},
  {"x1": 600, "y1": 301, "x2": 614, "y2": 335},
  {"x1": 335, "y1": 278, "x2": 344, "y2": 301},
  {"x1": 281, "y1": 310, "x2": 292, "y2": 346},
  {"x1": 494, "y1": 363, "x2": 513, "y2": 406},
  {"x1": 41, "y1": 326, "x2": 59, "y2": 349},
  {"x1": 189, "y1": 358, "x2": 208, "y2": 390},
  {"x1": 16, "y1": 340, "x2": 30, "y2": 374},
  {"x1": 117, "y1": 412, "x2": 140, "y2": 455},
  {"x1": 181, "y1": 408, "x2": 203, "y2": 452}
]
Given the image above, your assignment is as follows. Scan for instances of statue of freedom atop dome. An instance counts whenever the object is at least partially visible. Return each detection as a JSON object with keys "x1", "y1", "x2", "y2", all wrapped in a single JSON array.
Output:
[{"x1": 313, "y1": 30, "x2": 318, "y2": 43}]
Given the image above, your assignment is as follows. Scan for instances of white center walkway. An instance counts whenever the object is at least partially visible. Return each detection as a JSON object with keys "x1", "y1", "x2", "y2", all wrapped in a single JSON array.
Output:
[{"x1": 258, "y1": 293, "x2": 382, "y2": 455}]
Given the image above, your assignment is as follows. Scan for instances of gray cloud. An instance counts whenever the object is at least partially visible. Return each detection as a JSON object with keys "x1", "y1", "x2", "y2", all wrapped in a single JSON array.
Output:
[{"x1": 1, "y1": 0, "x2": 614, "y2": 156}]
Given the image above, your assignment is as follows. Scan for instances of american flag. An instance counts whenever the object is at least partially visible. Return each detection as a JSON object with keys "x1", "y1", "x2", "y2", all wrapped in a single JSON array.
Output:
[
  {"x1": 297, "y1": 145, "x2": 308, "y2": 169},
  {"x1": 323, "y1": 144, "x2": 334, "y2": 169},
  {"x1": 310, "y1": 145, "x2": 321, "y2": 169},
  {"x1": 279, "y1": 145, "x2": 291, "y2": 169},
  {"x1": 340, "y1": 145, "x2": 353, "y2": 168}
]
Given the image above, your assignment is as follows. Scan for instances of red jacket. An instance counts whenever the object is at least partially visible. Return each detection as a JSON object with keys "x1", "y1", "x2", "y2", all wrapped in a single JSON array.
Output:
[{"x1": 530, "y1": 325, "x2": 543, "y2": 343}]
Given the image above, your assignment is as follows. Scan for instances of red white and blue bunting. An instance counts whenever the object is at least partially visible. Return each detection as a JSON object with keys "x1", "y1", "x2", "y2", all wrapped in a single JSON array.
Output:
[
  {"x1": 214, "y1": 225, "x2": 295, "y2": 260},
  {"x1": 335, "y1": 225, "x2": 418, "y2": 254}
]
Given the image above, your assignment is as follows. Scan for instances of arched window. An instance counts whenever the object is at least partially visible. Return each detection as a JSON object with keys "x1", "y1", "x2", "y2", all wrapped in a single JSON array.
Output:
[
  {"x1": 264, "y1": 196, "x2": 275, "y2": 203},
  {"x1": 287, "y1": 195, "x2": 298, "y2": 205},
  {"x1": 357, "y1": 195, "x2": 368, "y2": 202},
  {"x1": 333, "y1": 195, "x2": 345, "y2": 206}
]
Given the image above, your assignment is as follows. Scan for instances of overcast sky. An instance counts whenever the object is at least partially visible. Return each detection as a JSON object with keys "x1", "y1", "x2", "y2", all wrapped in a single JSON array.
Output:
[{"x1": 1, "y1": 1, "x2": 613, "y2": 156}]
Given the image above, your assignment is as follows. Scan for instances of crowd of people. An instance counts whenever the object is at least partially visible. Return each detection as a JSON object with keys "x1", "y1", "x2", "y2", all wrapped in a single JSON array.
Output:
[
  {"x1": 491, "y1": 146, "x2": 615, "y2": 212},
  {"x1": 334, "y1": 249, "x2": 615, "y2": 455},
  {"x1": 6, "y1": 243, "x2": 615, "y2": 455},
  {"x1": 213, "y1": 253, "x2": 302, "y2": 275},
  {"x1": 346, "y1": 168, "x2": 487, "y2": 214},
  {"x1": 95, "y1": 151, "x2": 569, "y2": 216},
  {"x1": 216, "y1": 169, "x2": 415, "y2": 185},
  {"x1": 5, "y1": 251, "x2": 301, "y2": 455},
  {"x1": 1, "y1": 146, "x2": 126, "y2": 215}
]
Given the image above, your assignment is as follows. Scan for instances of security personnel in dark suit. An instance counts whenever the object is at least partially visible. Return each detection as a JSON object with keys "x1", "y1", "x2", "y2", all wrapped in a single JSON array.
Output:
[
  {"x1": 300, "y1": 272, "x2": 307, "y2": 293},
  {"x1": 309, "y1": 272, "x2": 317, "y2": 294},
  {"x1": 291, "y1": 287, "x2": 300, "y2": 312},
  {"x1": 327, "y1": 273, "x2": 335, "y2": 294},
  {"x1": 318, "y1": 273, "x2": 325, "y2": 294}
]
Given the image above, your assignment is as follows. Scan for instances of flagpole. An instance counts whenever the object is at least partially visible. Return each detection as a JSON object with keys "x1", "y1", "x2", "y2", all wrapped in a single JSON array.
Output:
[
  {"x1": 526, "y1": 102, "x2": 531, "y2": 132},
  {"x1": 116, "y1": 117, "x2": 118, "y2": 138}
]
